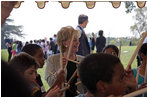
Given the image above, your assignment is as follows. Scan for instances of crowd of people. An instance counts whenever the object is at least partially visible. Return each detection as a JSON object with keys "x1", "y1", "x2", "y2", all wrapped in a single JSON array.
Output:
[
  {"x1": 2, "y1": 1, "x2": 147, "y2": 97},
  {"x1": 6, "y1": 35, "x2": 59, "y2": 62}
]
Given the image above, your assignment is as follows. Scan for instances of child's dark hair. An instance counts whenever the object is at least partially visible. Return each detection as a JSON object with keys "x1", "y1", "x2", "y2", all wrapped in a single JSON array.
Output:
[
  {"x1": 54, "y1": 34, "x2": 56, "y2": 37},
  {"x1": 98, "y1": 30, "x2": 103, "y2": 36},
  {"x1": 2, "y1": 60, "x2": 32, "y2": 97},
  {"x1": 102, "y1": 44, "x2": 119, "y2": 56},
  {"x1": 50, "y1": 37, "x2": 53, "y2": 41},
  {"x1": 22, "y1": 44, "x2": 41, "y2": 56},
  {"x1": 78, "y1": 53, "x2": 121, "y2": 94},
  {"x1": 140, "y1": 43, "x2": 147, "y2": 56},
  {"x1": 9, "y1": 52, "x2": 39, "y2": 73}
]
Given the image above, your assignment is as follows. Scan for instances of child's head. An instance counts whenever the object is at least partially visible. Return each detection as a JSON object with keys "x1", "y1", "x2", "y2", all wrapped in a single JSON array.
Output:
[
  {"x1": 2, "y1": 60, "x2": 32, "y2": 97},
  {"x1": 140, "y1": 43, "x2": 147, "y2": 56},
  {"x1": 79, "y1": 53, "x2": 127, "y2": 96},
  {"x1": 139, "y1": 43, "x2": 147, "y2": 61},
  {"x1": 9, "y1": 52, "x2": 39, "y2": 83},
  {"x1": 102, "y1": 45, "x2": 119, "y2": 57},
  {"x1": 22, "y1": 44, "x2": 45, "y2": 68},
  {"x1": 98, "y1": 30, "x2": 103, "y2": 36}
]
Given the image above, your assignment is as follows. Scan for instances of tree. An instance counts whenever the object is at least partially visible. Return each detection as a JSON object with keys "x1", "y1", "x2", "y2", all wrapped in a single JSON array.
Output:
[
  {"x1": 130, "y1": 7, "x2": 147, "y2": 38},
  {"x1": 124, "y1": 1, "x2": 147, "y2": 38},
  {"x1": 124, "y1": 1, "x2": 136, "y2": 13},
  {"x1": 1, "y1": 19, "x2": 25, "y2": 49}
]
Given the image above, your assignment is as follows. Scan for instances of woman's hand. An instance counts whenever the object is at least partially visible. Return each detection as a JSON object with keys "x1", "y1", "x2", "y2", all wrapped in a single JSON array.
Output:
[{"x1": 55, "y1": 69, "x2": 66, "y2": 87}]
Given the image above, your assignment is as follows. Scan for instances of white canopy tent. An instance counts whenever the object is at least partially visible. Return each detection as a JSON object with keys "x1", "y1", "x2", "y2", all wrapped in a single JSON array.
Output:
[{"x1": 14, "y1": 1, "x2": 146, "y2": 9}]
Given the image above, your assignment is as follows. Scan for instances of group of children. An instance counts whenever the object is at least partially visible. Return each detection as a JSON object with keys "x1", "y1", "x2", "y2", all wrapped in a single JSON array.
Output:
[
  {"x1": 1, "y1": 1, "x2": 147, "y2": 97},
  {"x1": 7, "y1": 44, "x2": 64, "y2": 97},
  {"x1": 3, "y1": 41, "x2": 147, "y2": 97}
]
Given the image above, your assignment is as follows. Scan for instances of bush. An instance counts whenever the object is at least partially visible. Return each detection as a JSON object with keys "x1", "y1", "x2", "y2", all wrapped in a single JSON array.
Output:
[{"x1": 106, "y1": 37, "x2": 139, "y2": 46}]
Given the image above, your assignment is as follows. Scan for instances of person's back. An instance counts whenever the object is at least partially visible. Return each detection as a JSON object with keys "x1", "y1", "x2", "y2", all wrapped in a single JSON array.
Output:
[
  {"x1": 96, "y1": 30, "x2": 106, "y2": 53},
  {"x1": 89, "y1": 37, "x2": 92, "y2": 50},
  {"x1": 7, "y1": 42, "x2": 12, "y2": 62},
  {"x1": 49, "y1": 38, "x2": 55, "y2": 53},
  {"x1": 17, "y1": 41, "x2": 23, "y2": 53},
  {"x1": 91, "y1": 32, "x2": 96, "y2": 53}
]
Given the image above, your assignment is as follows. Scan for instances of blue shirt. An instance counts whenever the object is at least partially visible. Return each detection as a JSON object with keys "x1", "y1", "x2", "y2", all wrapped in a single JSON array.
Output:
[{"x1": 133, "y1": 68, "x2": 147, "y2": 97}]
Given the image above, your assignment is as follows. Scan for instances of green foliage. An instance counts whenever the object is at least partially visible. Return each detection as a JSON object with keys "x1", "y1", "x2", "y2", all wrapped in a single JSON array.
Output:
[
  {"x1": 124, "y1": 1, "x2": 136, "y2": 13},
  {"x1": 2, "y1": 19, "x2": 24, "y2": 38},
  {"x1": 1, "y1": 19, "x2": 25, "y2": 49},
  {"x1": 124, "y1": 2, "x2": 147, "y2": 38},
  {"x1": 130, "y1": 7, "x2": 147, "y2": 38},
  {"x1": 86, "y1": 32, "x2": 139, "y2": 46},
  {"x1": 106, "y1": 37, "x2": 139, "y2": 46},
  {"x1": 106, "y1": 37, "x2": 117, "y2": 45},
  {"x1": 131, "y1": 37, "x2": 140, "y2": 46}
]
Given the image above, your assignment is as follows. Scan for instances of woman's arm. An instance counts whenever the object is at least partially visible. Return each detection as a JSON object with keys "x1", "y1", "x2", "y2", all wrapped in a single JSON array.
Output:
[{"x1": 45, "y1": 56, "x2": 57, "y2": 86}]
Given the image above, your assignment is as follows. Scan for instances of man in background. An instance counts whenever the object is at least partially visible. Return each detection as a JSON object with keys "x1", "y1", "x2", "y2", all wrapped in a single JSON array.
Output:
[
  {"x1": 96, "y1": 30, "x2": 106, "y2": 53},
  {"x1": 76, "y1": 14, "x2": 90, "y2": 56}
]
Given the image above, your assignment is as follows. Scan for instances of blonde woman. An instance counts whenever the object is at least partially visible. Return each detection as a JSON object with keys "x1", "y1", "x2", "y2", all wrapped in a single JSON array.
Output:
[{"x1": 45, "y1": 26, "x2": 86, "y2": 97}]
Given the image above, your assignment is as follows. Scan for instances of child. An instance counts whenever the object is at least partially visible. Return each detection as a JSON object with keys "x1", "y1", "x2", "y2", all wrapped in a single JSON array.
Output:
[
  {"x1": 9, "y1": 52, "x2": 61, "y2": 97},
  {"x1": 2, "y1": 60, "x2": 31, "y2": 97},
  {"x1": 78, "y1": 53, "x2": 136, "y2": 97},
  {"x1": 102, "y1": 44, "x2": 119, "y2": 57},
  {"x1": 21, "y1": 44, "x2": 46, "y2": 94},
  {"x1": 132, "y1": 43, "x2": 147, "y2": 96},
  {"x1": 133, "y1": 43, "x2": 147, "y2": 86}
]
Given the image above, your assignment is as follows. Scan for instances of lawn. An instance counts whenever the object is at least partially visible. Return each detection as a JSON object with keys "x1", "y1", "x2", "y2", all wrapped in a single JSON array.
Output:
[{"x1": 1, "y1": 46, "x2": 137, "y2": 91}]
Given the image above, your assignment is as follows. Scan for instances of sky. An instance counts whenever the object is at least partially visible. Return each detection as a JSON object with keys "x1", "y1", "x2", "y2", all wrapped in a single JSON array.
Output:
[{"x1": 8, "y1": 1, "x2": 144, "y2": 42}]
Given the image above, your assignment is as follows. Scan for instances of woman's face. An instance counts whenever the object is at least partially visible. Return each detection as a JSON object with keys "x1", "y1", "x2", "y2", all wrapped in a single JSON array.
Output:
[
  {"x1": 24, "y1": 66, "x2": 37, "y2": 83},
  {"x1": 33, "y1": 48, "x2": 45, "y2": 68},
  {"x1": 65, "y1": 34, "x2": 80, "y2": 53}
]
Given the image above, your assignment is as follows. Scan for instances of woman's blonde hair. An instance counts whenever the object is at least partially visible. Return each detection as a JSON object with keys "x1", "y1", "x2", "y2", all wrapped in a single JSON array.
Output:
[{"x1": 56, "y1": 26, "x2": 80, "y2": 53}]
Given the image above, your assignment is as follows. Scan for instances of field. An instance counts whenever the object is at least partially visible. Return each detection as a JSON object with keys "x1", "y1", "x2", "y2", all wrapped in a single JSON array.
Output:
[{"x1": 1, "y1": 46, "x2": 137, "y2": 91}]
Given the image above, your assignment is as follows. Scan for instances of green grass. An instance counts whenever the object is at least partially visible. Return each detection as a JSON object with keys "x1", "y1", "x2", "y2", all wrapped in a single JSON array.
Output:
[
  {"x1": 1, "y1": 46, "x2": 137, "y2": 91},
  {"x1": 119, "y1": 46, "x2": 137, "y2": 68},
  {"x1": 1, "y1": 49, "x2": 9, "y2": 62},
  {"x1": 37, "y1": 64, "x2": 50, "y2": 91}
]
